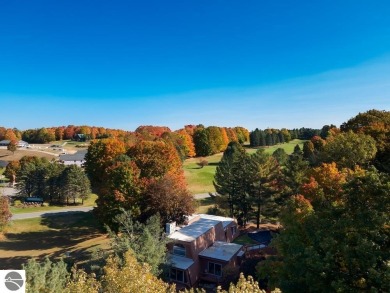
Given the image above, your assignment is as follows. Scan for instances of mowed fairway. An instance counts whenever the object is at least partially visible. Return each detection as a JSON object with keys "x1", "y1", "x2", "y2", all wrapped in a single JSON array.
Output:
[
  {"x1": 0, "y1": 211, "x2": 109, "y2": 270},
  {"x1": 184, "y1": 139, "x2": 305, "y2": 194}
]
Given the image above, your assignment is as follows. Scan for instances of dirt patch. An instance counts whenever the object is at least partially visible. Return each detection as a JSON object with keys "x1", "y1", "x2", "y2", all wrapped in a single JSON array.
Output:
[{"x1": 0, "y1": 149, "x2": 57, "y2": 162}]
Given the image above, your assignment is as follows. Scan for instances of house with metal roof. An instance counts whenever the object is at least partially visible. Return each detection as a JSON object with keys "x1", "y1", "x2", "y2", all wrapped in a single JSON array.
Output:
[
  {"x1": 166, "y1": 214, "x2": 242, "y2": 289},
  {"x1": 59, "y1": 150, "x2": 87, "y2": 167}
]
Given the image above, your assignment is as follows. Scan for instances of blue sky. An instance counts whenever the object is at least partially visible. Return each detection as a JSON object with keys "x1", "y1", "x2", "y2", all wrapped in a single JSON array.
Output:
[{"x1": 1, "y1": 1, "x2": 390, "y2": 131}]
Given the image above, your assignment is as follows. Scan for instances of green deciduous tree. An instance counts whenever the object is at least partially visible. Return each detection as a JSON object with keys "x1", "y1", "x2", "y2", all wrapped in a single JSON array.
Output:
[
  {"x1": 193, "y1": 127, "x2": 212, "y2": 157},
  {"x1": 321, "y1": 131, "x2": 377, "y2": 169},
  {"x1": 342, "y1": 109, "x2": 390, "y2": 173}
]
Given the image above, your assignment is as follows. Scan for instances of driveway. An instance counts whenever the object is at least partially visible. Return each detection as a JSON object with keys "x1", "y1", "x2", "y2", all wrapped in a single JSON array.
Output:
[{"x1": 11, "y1": 206, "x2": 94, "y2": 220}]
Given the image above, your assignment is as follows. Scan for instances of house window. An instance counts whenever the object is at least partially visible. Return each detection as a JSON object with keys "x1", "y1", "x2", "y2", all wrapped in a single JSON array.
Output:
[
  {"x1": 173, "y1": 244, "x2": 186, "y2": 257},
  {"x1": 170, "y1": 268, "x2": 187, "y2": 283},
  {"x1": 230, "y1": 225, "x2": 237, "y2": 236},
  {"x1": 208, "y1": 262, "x2": 222, "y2": 277}
]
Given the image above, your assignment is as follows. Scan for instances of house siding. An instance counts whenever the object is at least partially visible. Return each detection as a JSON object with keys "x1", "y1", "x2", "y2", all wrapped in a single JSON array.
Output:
[{"x1": 168, "y1": 215, "x2": 241, "y2": 289}]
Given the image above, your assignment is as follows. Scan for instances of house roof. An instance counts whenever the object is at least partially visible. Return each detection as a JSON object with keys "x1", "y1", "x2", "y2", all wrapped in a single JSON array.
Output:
[
  {"x1": 168, "y1": 214, "x2": 236, "y2": 242},
  {"x1": 198, "y1": 214, "x2": 234, "y2": 229},
  {"x1": 198, "y1": 241, "x2": 243, "y2": 262},
  {"x1": 59, "y1": 150, "x2": 88, "y2": 161},
  {"x1": 170, "y1": 254, "x2": 195, "y2": 270}
]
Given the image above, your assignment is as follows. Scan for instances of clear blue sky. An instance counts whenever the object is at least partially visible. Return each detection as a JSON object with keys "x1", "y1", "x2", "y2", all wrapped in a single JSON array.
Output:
[{"x1": 1, "y1": 1, "x2": 390, "y2": 131}]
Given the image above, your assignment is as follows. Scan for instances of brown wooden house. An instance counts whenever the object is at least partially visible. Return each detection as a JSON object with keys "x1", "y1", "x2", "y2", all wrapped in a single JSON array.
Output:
[{"x1": 167, "y1": 214, "x2": 242, "y2": 290}]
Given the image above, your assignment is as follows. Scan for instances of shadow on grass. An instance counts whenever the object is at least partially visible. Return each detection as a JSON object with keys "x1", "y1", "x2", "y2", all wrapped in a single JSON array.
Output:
[
  {"x1": 197, "y1": 196, "x2": 216, "y2": 206},
  {"x1": 0, "y1": 211, "x2": 106, "y2": 269}
]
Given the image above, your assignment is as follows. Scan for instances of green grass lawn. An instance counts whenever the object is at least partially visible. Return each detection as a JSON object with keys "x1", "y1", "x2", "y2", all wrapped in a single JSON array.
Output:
[
  {"x1": 185, "y1": 139, "x2": 305, "y2": 194},
  {"x1": 249, "y1": 139, "x2": 305, "y2": 155},
  {"x1": 10, "y1": 194, "x2": 98, "y2": 214},
  {"x1": 195, "y1": 197, "x2": 216, "y2": 214},
  {"x1": 0, "y1": 211, "x2": 108, "y2": 270}
]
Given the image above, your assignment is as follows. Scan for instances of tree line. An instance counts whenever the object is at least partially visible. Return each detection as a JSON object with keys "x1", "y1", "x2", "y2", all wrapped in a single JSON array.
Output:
[
  {"x1": 4, "y1": 157, "x2": 91, "y2": 204},
  {"x1": 249, "y1": 126, "x2": 336, "y2": 148},
  {"x1": 0, "y1": 124, "x2": 250, "y2": 159}
]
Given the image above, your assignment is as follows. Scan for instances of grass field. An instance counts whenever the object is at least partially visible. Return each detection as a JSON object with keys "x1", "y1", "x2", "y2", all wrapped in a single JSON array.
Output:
[
  {"x1": 0, "y1": 211, "x2": 109, "y2": 270},
  {"x1": 10, "y1": 194, "x2": 98, "y2": 214},
  {"x1": 0, "y1": 149, "x2": 57, "y2": 162},
  {"x1": 184, "y1": 139, "x2": 305, "y2": 194}
]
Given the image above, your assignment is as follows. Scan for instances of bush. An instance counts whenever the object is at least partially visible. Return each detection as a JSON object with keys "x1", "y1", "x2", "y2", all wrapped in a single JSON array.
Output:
[
  {"x1": 196, "y1": 158, "x2": 209, "y2": 168},
  {"x1": 0, "y1": 196, "x2": 11, "y2": 232}
]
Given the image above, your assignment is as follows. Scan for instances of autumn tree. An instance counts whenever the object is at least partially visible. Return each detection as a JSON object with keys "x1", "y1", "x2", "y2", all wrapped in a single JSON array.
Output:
[
  {"x1": 84, "y1": 138, "x2": 126, "y2": 191},
  {"x1": 127, "y1": 140, "x2": 183, "y2": 179},
  {"x1": 342, "y1": 109, "x2": 390, "y2": 173},
  {"x1": 176, "y1": 129, "x2": 196, "y2": 157},
  {"x1": 234, "y1": 127, "x2": 249, "y2": 144},
  {"x1": 161, "y1": 131, "x2": 188, "y2": 161},
  {"x1": 4, "y1": 128, "x2": 17, "y2": 141},
  {"x1": 4, "y1": 160, "x2": 20, "y2": 185},
  {"x1": 196, "y1": 158, "x2": 209, "y2": 168},
  {"x1": 94, "y1": 155, "x2": 143, "y2": 226},
  {"x1": 258, "y1": 168, "x2": 390, "y2": 293},
  {"x1": 7, "y1": 140, "x2": 17, "y2": 154},
  {"x1": 0, "y1": 195, "x2": 11, "y2": 232},
  {"x1": 142, "y1": 174, "x2": 195, "y2": 224},
  {"x1": 207, "y1": 126, "x2": 225, "y2": 153}
]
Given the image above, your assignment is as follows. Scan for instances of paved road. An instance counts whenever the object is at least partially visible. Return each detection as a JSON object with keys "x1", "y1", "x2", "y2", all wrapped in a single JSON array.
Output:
[
  {"x1": 193, "y1": 193, "x2": 213, "y2": 199},
  {"x1": 6, "y1": 190, "x2": 212, "y2": 220},
  {"x1": 11, "y1": 206, "x2": 94, "y2": 220}
]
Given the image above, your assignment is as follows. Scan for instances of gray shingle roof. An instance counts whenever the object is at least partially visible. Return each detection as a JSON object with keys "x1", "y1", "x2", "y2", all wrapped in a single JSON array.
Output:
[{"x1": 59, "y1": 150, "x2": 87, "y2": 162}]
